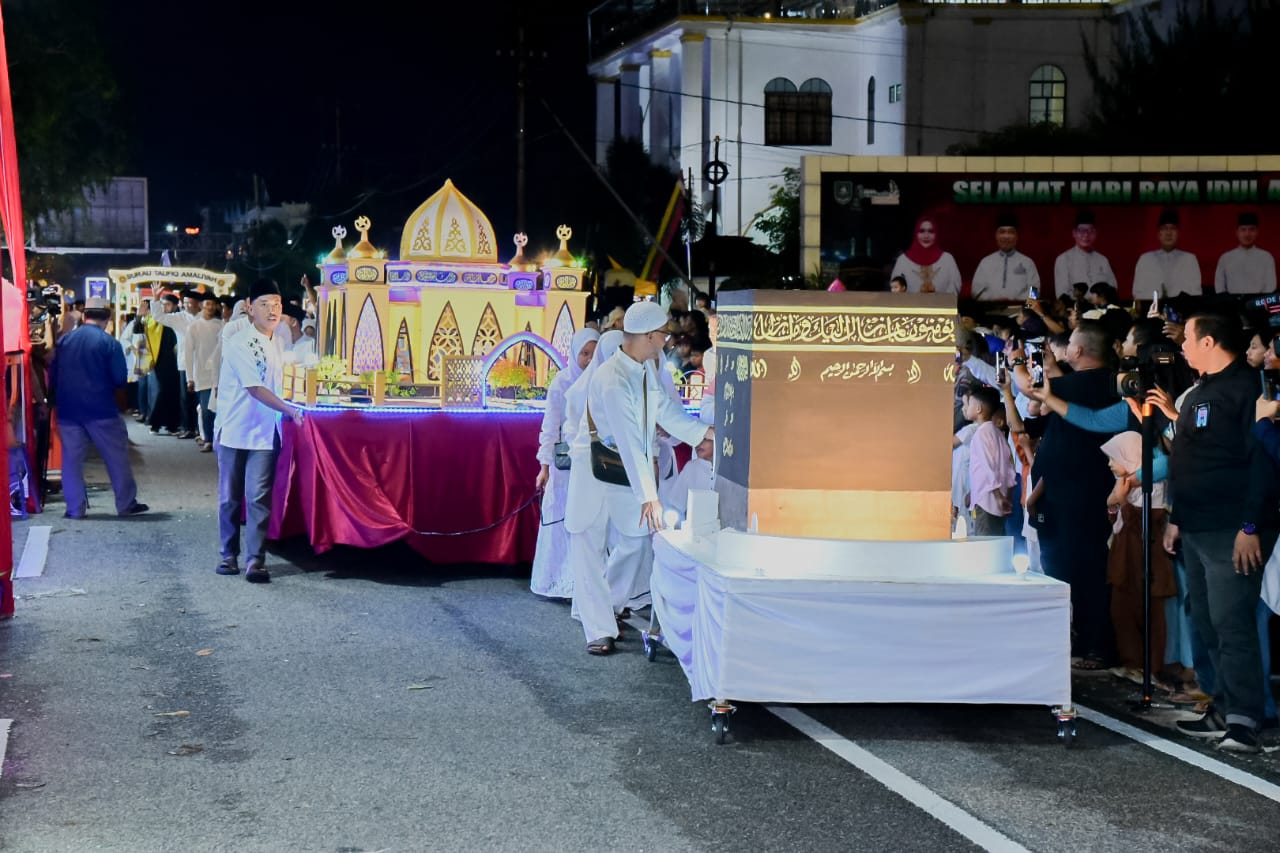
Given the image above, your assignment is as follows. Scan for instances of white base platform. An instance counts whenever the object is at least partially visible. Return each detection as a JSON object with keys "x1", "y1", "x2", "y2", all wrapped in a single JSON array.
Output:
[{"x1": 651, "y1": 528, "x2": 1072, "y2": 707}]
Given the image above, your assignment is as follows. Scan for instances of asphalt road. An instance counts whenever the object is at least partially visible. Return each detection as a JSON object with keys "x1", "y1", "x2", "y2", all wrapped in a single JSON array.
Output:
[{"x1": 2, "y1": 421, "x2": 1278, "y2": 852}]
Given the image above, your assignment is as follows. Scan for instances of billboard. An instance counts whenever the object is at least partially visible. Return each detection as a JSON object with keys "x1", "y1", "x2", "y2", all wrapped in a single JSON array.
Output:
[
  {"x1": 803, "y1": 156, "x2": 1280, "y2": 301},
  {"x1": 30, "y1": 177, "x2": 149, "y2": 254}
]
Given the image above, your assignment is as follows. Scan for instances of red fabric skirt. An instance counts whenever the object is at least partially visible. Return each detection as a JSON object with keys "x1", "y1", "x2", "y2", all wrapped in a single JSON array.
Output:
[{"x1": 270, "y1": 408, "x2": 543, "y2": 566}]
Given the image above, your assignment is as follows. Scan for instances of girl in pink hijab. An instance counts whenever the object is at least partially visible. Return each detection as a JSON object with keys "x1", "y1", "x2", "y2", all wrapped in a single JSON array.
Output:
[{"x1": 889, "y1": 216, "x2": 962, "y2": 294}]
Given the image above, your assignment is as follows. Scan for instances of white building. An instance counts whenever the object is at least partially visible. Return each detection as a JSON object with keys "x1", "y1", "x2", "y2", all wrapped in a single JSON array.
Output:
[{"x1": 588, "y1": 0, "x2": 1159, "y2": 253}]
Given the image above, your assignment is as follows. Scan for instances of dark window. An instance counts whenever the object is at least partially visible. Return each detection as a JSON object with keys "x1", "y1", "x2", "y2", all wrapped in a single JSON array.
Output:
[
  {"x1": 1029, "y1": 65, "x2": 1066, "y2": 126},
  {"x1": 764, "y1": 76, "x2": 832, "y2": 147},
  {"x1": 867, "y1": 77, "x2": 876, "y2": 145}
]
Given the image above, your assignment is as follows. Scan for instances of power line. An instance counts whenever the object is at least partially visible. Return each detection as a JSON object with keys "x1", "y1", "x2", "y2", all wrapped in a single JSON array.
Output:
[{"x1": 615, "y1": 78, "x2": 984, "y2": 136}]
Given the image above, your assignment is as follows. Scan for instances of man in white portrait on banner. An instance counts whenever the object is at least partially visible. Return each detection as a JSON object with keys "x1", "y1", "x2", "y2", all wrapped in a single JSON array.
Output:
[{"x1": 564, "y1": 302, "x2": 714, "y2": 656}]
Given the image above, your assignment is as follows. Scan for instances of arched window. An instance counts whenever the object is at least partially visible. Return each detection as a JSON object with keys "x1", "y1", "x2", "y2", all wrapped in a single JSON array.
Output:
[
  {"x1": 1029, "y1": 65, "x2": 1066, "y2": 126},
  {"x1": 764, "y1": 76, "x2": 832, "y2": 147},
  {"x1": 867, "y1": 77, "x2": 876, "y2": 145}
]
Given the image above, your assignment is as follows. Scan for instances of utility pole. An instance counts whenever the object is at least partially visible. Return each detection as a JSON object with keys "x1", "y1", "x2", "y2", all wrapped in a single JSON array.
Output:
[{"x1": 516, "y1": 22, "x2": 527, "y2": 234}]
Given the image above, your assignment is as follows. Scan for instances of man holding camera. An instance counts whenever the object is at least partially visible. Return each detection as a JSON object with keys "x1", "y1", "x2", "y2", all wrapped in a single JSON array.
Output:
[{"x1": 1165, "y1": 312, "x2": 1280, "y2": 753}]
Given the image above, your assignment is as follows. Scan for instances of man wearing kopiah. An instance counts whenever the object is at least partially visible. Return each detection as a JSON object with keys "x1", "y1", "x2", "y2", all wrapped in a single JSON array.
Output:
[{"x1": 565, "y1": 301, "x2": 714, "y2": 656}]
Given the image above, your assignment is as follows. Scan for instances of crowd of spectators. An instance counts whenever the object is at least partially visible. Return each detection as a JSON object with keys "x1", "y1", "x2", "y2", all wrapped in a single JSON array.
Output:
[{"x1": 953, "y1": 287, "x2": 1280, "y2": 753}]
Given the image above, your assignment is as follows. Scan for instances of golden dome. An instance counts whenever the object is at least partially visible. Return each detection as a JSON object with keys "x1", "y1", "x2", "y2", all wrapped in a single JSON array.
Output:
[
  {"x1": 400, "y1": 179, "x2": 498, "y2": 263},
  {"x1": 549, "y1": 224, "x2": 575, "y2": 266}
]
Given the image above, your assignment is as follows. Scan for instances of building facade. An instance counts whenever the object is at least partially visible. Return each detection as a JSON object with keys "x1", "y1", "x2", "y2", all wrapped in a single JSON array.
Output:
[{"x1": 588, "y1": 1, "x2": 1153, "y2": 255}]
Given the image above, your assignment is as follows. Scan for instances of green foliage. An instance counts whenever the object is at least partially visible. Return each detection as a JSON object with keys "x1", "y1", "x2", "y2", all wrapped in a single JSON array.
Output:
[
  {"x1": 487, "y1": 361, "x2": 534, "y2": 389},
  {"x1": 315, "y1": 355, "x2": 351, "y2": 395},
  {"x1": 593, "y1": 138, "x2": 685, "y2": 273},
  {"x1": 5, "y1": 0, "x2": 126, "y2": 220},
  {"x1": 752, "y1": 167, "x2": 800, "y2": 268}
]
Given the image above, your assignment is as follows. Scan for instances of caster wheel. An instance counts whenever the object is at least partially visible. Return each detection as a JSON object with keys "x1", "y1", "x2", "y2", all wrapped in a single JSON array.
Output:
[
  {"x1": 712, "y1": 714, "x2": 729, "y2": 744},
  {"x1": 1058, "y1": 721, "x2": 1076, "y2": 748},
  {"x1": 645, "y1": 642, "x2": 658, "y2": 662}
]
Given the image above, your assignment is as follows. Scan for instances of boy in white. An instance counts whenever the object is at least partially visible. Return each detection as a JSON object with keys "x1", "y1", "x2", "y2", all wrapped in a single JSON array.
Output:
[
  {"x1": 565, "y1": 302, "x2": 713, "y2": 655},
  {"x1": 214, "y1": 279, "x2": 304, "y2": 583}
]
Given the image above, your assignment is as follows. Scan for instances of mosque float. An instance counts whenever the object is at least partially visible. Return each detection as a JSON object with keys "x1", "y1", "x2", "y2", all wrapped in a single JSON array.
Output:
[{"x1": 292, "y1": 179, "x2": 589, "y2": 408}]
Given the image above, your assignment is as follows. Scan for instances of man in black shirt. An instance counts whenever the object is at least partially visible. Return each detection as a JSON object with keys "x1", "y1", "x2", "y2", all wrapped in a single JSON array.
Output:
[
  {"x1": 1015, "y1": 320, "x2": 1119, "y2": 667},
  {"x1": 1166, "y1": 311, "x2": 1280, "y2": 754}
]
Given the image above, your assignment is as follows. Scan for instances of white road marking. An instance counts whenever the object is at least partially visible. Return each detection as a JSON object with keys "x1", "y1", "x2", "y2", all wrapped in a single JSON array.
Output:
[
  {"x1": 1075, "y1": 703, "x2": 1280, "y2": 804},
  {"x1": 0, "y1": 719, "x2": 12, "y2": 778},
  {"x1": 768, "y1": 705, "x2": 1030, "y2": 853},
  {"x1": 15, "y1": 525, "x2": 51, "y2": 578}
]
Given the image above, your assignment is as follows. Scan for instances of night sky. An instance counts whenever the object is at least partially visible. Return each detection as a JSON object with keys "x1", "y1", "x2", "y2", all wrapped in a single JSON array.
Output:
[{"x1": 103, "y1": 0, "x2": 601, "y2": 261}]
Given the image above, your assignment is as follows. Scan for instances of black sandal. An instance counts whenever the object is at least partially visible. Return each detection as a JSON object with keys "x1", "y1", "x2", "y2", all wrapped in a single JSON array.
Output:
[{"x1": 586, "y1": 637, "x2": 615, "y2": 656}]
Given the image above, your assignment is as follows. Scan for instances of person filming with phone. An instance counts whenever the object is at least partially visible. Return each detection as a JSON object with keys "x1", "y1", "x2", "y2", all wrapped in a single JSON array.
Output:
[{"x1": 1010, "y1": 320, "x2": 1120, "y2": 671}]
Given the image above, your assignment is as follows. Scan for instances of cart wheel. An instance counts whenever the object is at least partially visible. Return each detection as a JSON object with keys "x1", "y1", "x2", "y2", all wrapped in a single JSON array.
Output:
[
  {"x1": 711, "y1": 714, "x2": 729, "y2": 744},
  {"x1": 645, "y1": 641, "x2": 658, "y2": 662},
  {"x1": 1057, "y1": 720, "x2": 1076, "y2": 748}
]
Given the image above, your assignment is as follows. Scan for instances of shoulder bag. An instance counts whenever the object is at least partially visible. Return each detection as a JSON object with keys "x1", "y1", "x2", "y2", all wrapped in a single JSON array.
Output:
[{"x1": 586, "y1": 377, "x2": 646, "y2": 488}]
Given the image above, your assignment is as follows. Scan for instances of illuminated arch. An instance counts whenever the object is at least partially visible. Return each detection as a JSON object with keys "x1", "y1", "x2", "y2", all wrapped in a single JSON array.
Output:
[
  {"x1": 549, "y1": 302, "x2": 575, "y2": 363},
  {"x1": 479, "y1": 332, "x2": 565, "y2": 407},
  {"x1": 351, "y1": 295, "x2": 384, "y2": 374},
  {"x1": 471, "y1": 302, "x2": 504, "y2": 356},
  {"x1": 393, "y1": 318, "x2": 414, "y2": 377},
  {"x1": 427, "y1": 301, "x2": 464, "y2": 382}
]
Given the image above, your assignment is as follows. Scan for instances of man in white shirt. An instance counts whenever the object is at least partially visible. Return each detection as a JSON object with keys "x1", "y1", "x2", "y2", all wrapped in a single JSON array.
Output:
[
  {"x1": 1133, "y1": 208, "x2": 1203, "y2": 299},
  {"x1": 1215, "y1": 211, "x2": 1277, "y2": 295},
  {"x1": 971, "y1": 211, "x2": 1041, "y2": 302},
  {"x1": 564, "y1": 302, "x2": 714, "y2": 655},
  {"x1": 214, "y1": 279, "x2": 304, "y2": 583},
  {"x1": 186, "y1": 292, "x2": 225, "y2": 452},
  {"x1": 1053, "y1": 209, "x2": 1116, "y2": 299}
]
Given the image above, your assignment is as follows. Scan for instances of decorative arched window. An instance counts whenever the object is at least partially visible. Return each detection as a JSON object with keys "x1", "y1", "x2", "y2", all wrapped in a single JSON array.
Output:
[
  {"x1": 867, "y1": 77, "x2": 876, "y2": 145},
  {"x1": 764, "y1": 76, "x2": 832, "y2": 147},
  {"x1": 1029, "y1": 65, "x2": 1066, "y2": 126}
]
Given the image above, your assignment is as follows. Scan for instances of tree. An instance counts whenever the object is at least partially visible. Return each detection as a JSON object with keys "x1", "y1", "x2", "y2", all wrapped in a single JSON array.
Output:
[
  {"x1": 752, "y1": 167, "x2": 800, "y2": 270},
  {"x1": 579, "y1": 137, "x2": 684, "y2": 274},
  {"x1": 949, "y1": 4, "x2": 1279, "y2": 157},
  {"x1": 5, "y1": 0, "x2": 126, "y2": 221}
]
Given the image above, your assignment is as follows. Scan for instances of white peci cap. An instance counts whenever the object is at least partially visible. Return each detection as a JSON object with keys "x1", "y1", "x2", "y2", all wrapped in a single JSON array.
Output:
[{"x1": 622, "y1": 301, "x2": 671, "y2": 334}]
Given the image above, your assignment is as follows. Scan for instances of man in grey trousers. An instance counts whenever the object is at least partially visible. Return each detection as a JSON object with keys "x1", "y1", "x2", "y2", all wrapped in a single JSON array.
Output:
[{"x1": 49, "y1": 297, "x2": 148, "y2": 519}]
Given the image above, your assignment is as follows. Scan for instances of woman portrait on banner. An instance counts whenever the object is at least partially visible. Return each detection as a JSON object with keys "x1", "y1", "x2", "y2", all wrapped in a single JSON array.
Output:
[
  {"x1": 530, "y1": 328, "x2": 599, "y2": 600},
  {"x1": 889, "y1": 215, "x2": 962, "y2": 294}
]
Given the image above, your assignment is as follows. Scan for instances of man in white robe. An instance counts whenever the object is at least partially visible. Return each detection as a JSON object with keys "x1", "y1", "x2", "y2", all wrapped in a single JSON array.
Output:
[
  {"x1": 1215, "y1": 211, "x2": 1277, "y2": 295},
  {"x1": 1132, "y1": 208, "x2": 1202, "y2": 299},
  {"x1": 564, "y1": 303, "x2": 713, "y2": 655},
  {"x1": 1053, "y1": 209, "x2": 1116, "y2": 298}
]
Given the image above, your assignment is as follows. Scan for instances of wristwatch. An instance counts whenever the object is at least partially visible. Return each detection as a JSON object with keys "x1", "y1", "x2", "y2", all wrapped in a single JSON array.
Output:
[
  {"x1": 1241, "y1": 522, "x2": 1258, "y2": 536},
  {"x1": 1011, "y1": 357, "x2": 1028, "y2": 367}
]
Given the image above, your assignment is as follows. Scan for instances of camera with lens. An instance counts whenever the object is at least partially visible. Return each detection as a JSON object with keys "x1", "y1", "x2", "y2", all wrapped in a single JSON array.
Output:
[
  {"x1": 1116, "y1": 348, "x2": 1178, "y2": 399},
  {"x1": 26, "y1": 284, "x2": 63, "y2": 316}
]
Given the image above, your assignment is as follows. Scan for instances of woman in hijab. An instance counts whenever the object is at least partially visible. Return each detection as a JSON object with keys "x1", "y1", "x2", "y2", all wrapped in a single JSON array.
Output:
[
  {"x1": 889, "y1": 216, "x2": 962, "y2": 294},
  {"x1": 531, "y1": 328, "x2": 600, "y2": 599}
]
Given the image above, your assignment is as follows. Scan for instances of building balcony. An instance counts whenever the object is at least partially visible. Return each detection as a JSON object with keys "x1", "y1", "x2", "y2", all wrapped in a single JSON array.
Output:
[
  {"x1": 588, "y1": 1, "x2": 895, "y2": 60},
  {"x1": 587, "y1": 1, "x2": 1119, "y2": 61}
]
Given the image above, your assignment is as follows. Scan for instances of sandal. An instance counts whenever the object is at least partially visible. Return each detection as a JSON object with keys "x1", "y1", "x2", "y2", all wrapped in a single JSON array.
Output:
[
  {"x1": 1072, "y1": 656, "x2": 1107, "y2": 671},
  {"x1": 586, "y1": 637, "x2": 615, "y2": 656}
]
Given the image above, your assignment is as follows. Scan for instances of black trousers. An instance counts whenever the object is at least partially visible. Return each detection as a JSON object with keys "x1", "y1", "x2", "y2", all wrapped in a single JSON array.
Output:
[
  {"x1": 179, "y1": 371, "x2": 198, "y2": 433},
  {"x1": 1039, "y1": 510, "x2": 1113, "y2": 661}
]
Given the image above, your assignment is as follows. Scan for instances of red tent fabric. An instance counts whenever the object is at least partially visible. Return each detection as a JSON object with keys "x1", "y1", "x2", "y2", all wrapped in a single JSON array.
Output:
[{"x1": 0, "y1": 3, "x2": 28, "y2": 619}]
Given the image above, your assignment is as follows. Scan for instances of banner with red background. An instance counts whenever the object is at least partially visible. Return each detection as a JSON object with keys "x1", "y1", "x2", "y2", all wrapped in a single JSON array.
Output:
[{"x1": 819, "y1": 168, "x2": 1280, "y2": 302}]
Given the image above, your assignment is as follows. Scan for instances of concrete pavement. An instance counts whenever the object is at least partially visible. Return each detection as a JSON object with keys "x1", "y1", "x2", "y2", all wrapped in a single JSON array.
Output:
[{"x1": 1, "y1": 419, "x2": 1278, "y2": 852}]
